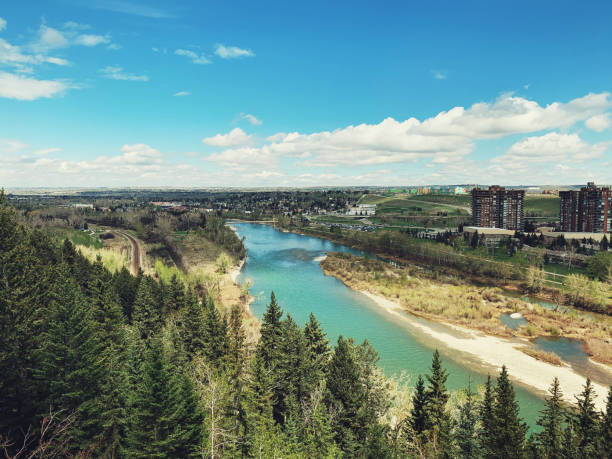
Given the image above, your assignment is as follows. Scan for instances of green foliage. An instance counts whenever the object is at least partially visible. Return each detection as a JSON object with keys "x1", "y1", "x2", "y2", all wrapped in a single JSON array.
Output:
[
  {"x1": 125, "y1": 339, "x2": 203, "y2": 458},
  {"x1": 572, "y1": 378, "x2": 600, "y2": 457},
  {"x1": 535, "y1": 377, "x2": 565, "y2": 458},
  {"x1": 456, "y1": 382, "x2": 481, "y2": 459},
  {"x1": 586, "y1": 251, "x2": 612, "y2": 281}
]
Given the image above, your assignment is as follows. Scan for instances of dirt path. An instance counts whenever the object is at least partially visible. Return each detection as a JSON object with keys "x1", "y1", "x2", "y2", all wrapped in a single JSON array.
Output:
[{"x1": 113, "y1": 231, "x2": 142, "y2": 275}]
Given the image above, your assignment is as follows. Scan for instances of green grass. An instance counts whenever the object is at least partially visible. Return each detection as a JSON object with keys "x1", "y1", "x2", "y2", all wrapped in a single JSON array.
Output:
[
  {"x1": 524, "y1": 196, "x2": 560, "y2": 217},
  {"x1": 45, "y1": 227, "x2": 103, "y2": 249}
]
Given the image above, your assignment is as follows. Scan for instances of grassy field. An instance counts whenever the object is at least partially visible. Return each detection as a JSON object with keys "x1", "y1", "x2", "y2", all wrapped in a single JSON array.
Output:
[
  {"x1": 45, "y1": 226, "x2": 103, "y2": 248},
  {"x1": 524, "y1": 195, "x2": 560, "y2": 217}
]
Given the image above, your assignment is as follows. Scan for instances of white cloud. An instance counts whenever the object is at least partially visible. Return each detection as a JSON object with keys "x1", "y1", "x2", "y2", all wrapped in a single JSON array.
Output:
[
  {"x1": 585, "y1": 114, "x2": 610, "y2": 132},
  {"x1": 0, "y1": 38, "x2": 71, "y2": 70},
  {"x1": 493, "y1": 132, "x2": 608, "y2": 165},
  {"x1": 431, "y1": 70, "x2": 446, "y2": 80},
  {"x1": 74, "y1": 34, "x2": 111, "y2": 47},
  {"x1": 33, "y1": 147, "x2": 62, "y2": 156},
  {"x1": 37, "y1": 25, "x2": 69, "y2": 50},
  {"x1": 214, "y1": 44, "x2": 254, "y2": 59},
  {"x1": 0, "y1": 71, "x2": 68, "y2": 100},
  {"x1": 203, "y1": 128, "x2": 252, "y2": 147},
  {"x1": 174, "y1": 91, "x2": 191, "y2": 97},
  {"x1": 101, "y1": 66, "x2": 149, "y2": 81},
  {"x1": 30, "y1": 23, "x2": 116, "y2": 52},
  {"x1": 0, "y1": 139, "x2": 27, "y2": 153},
  {"x1": 205, "y1": 92, "x2": 612, "y2": 170},
  {"x1": 175, "y1": 49, "x2": 210, "y2": 64},
  {"x1": 0, "y1": 17, "x2": 6, "y2": 32},
  {"x1": 241, "y1": 113, "x2": 262, "y2": 125}
]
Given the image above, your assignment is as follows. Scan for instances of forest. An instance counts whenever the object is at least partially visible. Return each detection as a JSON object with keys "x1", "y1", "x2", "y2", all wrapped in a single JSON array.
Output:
[{"x1": 1, "y1": 192, "x2": 611, "y2": 458}]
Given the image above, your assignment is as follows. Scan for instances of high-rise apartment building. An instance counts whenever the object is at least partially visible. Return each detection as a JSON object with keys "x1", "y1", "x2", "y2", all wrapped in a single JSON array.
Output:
[
  {"x1": 559, "y1": 182, "x2": 611, "y2": 233},
  {"x1": 471, "y1": 186, "x2": 525, "y2": 230}
]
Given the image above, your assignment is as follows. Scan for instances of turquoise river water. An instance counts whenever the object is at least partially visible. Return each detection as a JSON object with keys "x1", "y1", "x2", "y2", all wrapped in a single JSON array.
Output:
[{"x1": 233, "y1": 222, "x2": 550, "y2": 427}]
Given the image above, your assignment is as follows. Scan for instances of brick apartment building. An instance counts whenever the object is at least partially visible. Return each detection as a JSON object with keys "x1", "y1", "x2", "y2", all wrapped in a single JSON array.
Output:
[
  {"x1": 471, "y1": 186, "x2": 525, "y2": 230},
  {"x1": 559, "y1": 182, "x2": 611, "y2": 233}
]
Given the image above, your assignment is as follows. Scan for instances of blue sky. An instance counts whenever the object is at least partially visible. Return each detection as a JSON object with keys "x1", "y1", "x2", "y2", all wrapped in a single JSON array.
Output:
[{"x1": 1, "y1": 0, "x2": 611, "y2": 187}]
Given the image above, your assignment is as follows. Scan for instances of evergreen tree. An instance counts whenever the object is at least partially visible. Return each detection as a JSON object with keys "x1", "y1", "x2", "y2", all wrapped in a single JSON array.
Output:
[
  {"x1": 425, "y1": 349, "x2": 454, "y2": 456},
  {"x1": 573, "y1": 378, "x2": 600, "y2": 458},
  {"x1": 410, "y1": 374, "x2": 429, "y2": 452},
  {"x1": 202, "y1": 296, "x2": 229, "y2": 366},
  {"x1": 113, "y1": 266, "x2": 140, "y2": 320},
  {"x1": 479, "y1": 375, "x2": 495, "y2": 458},
  {"x1": 256, "y1": 291, "x2": 283, "y2": 368},
  {"x1": 163, "y1": 273, "x2": 186, "y2": 314},
  {"x1": 180, "y1": 290, "x2": 206, "y2": 360},
  {"x1": 276, "y1": 315, "x2": 310, "y2": 423},
  {"x1": 304, "y1": 312, "x2": 330, "y2": 384},
  {"x1": 456, "y1": 382, "x2": 480, "y2": 459},
  {"x1": 125, "y1": 339, "x2": 203, "y2": 458},
  {"x1": 536, "y1": 377, "x2": 565, "y2": 459},
  {"x1": 599, "y1": 386, "x2": 612, "y2": 459},
  {"x1": 326, "y1": 335, "x2": 364, "y2": 456},
  {"x1": 226, "y1": 304, "x2": 248, "y2": 456},
  {"x1": 491, "y1": 366, "x2": 527, "y2": 459},
  {"x1": 560, "y1": 423, "x2": 578, "y2": 459},
  {"x1": 132, "y1": 276, "x2": 162, "y2": 343},
  {"x1": 34, "y1": 269, "x2": 106, "y2": 453}
]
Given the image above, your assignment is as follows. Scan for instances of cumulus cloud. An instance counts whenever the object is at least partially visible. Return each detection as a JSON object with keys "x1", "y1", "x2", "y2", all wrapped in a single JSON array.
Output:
[
  {"x1": 0, "y1": 139, "x2": 27, "y2": 153},
  {"x1": 431, "y1": 70, "x2": 447, "y2": 80},
  {"x1": 203, "y1": 128, "x2": 252, "y2": 147},
  {"x1": 585, "y1": 114, "x2": 610, "y2": 132},
  {"x1": 33, "y1": 147, "x2": 62, "y2": 156},
  {"x1": 0, "y1": 17, "x2": 6, "y2": 32},
  {"x1": 204, "y1": 92, "x2": 612, "y2": 171},
  {"x1": 214, "y1": 44, "x2": 254, "y2": 59},
  {"x1": 173, "y1": 91, "x2": 191, "y2": 96},
  {"x1": 0, "y1": 71, "x2": 68, "y2": 100},
  {"x1": 101, "y1": 66, "x2": 149, "y2": 81},
  {"x1": 493, "y1": 132, "x2": 609, "y2": 165},
  {"x1": 175, "y1": 49, "x2": 210, "y2": 64}
]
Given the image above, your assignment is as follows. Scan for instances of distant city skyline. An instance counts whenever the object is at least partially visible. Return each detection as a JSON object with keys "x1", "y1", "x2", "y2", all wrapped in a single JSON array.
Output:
[{"x1": 1, "y1": 1, "x2": 611, "y2": 187}]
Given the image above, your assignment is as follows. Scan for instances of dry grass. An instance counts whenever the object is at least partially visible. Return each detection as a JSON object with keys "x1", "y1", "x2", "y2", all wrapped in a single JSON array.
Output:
[
  {"x1": 77, "y1": 245, "x2": 129, "y2": 274},
  {"x1": 321, "y1": 252, "x2": 612, "y2": 365},
  {"x1": 517, "y1": 347, "x2": 563, "y2": 366}
]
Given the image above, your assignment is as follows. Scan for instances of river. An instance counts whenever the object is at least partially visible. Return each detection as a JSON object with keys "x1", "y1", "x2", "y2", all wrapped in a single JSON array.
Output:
[{"x1": 232, "y1": 222, "x2": 548, "y2": 427}]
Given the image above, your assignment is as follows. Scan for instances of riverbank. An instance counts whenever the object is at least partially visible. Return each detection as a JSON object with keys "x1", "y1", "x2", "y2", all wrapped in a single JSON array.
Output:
[{"x1": 359, "y1": 289, "x2": 610, "y2": 411}]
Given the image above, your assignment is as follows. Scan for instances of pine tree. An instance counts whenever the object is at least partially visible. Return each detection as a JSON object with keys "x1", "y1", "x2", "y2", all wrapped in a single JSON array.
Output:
[
  {"x1": 276, "y1": 315, "x2": 310, "y2": 424},
  {"x1": 256, "y1": 291, "x2": 283, "y2": 368},
  {"x1": 304, "y1": 312, "x2": 330, "y2": 384},
  {"x1": 180, "y1": 291, "x2": 206, "y2": 360},
  {"x1": 410, "y1": 374, "x2": 429, "y2": 452},
  {"x1": 491, "y1": 365, "x2": 527, "y2": 459},
  {"x1": 226, "y1": 304, "x2": 248, "y2": 456},
  {"x1": 113, "y1": 266, "x2": 140, "y2": 320},
  {"x1": 536, "y1": 377, "x2": 565, "y2": 459},
  {"x1": 599, "y1": 386, "x2": 612, "y2": 459},
  {"x1": 132, "y1": 276, "x2": 162, "y2": 343},
  {"x1": 34, "y1": 268, "x2": 106, "y2": 453},
  {"x1": 573, "y1": 378, "x2": 600, "y2": 458},
  {"x1": 125, "y1": 339, "x2": 203, "y2": 458},
  {"x1": 202, "y1": 296, "x2": 229, "y2": 366},
  {"x1": 456, "y1": 382, "x2": 480, "y2": 459},
  {"x1": 163, "y1": 273, "x2": 186, "y2": 314},
  {"x1": 479, "y1": 375, "x2": 495, "y2": 458},
  {"x1": 560, "y1": 423, "x2": 578, "y2": 459},
  {"x1": 425, "y1": 349, "x2": 454, "y2": 456},
  {"x1": 325, "y1": 335, "x2": 364, "y2": 456}
]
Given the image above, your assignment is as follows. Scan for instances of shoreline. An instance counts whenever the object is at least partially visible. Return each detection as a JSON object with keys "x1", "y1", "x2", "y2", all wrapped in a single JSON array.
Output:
[{"x1": 359, "y1": 289, "x2": 610, "y2": 410}]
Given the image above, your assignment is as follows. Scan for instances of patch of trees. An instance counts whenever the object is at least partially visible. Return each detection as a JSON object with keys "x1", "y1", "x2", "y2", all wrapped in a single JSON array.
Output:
[{"x1": 1, "y1": 192, "x2": 612, "y2": 458}]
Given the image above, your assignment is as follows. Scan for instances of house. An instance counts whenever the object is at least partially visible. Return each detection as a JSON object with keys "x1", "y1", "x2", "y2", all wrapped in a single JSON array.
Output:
[{"x1": 347, "y1": 203, "x2": 377, "y2": 216}]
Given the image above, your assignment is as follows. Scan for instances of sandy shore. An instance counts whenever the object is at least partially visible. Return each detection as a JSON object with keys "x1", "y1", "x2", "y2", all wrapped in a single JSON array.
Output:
[
  {"x1": 360, "y1": 290, "x2": 611, "y2": 411},
  {"x1": 230, "y1": 258, "x2": 245, "y2": 283}
]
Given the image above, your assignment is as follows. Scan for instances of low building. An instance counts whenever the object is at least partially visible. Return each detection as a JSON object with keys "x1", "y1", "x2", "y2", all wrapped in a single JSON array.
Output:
[{"x1": 347, "y1": 203, "x2": 376, "y2": 216}]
